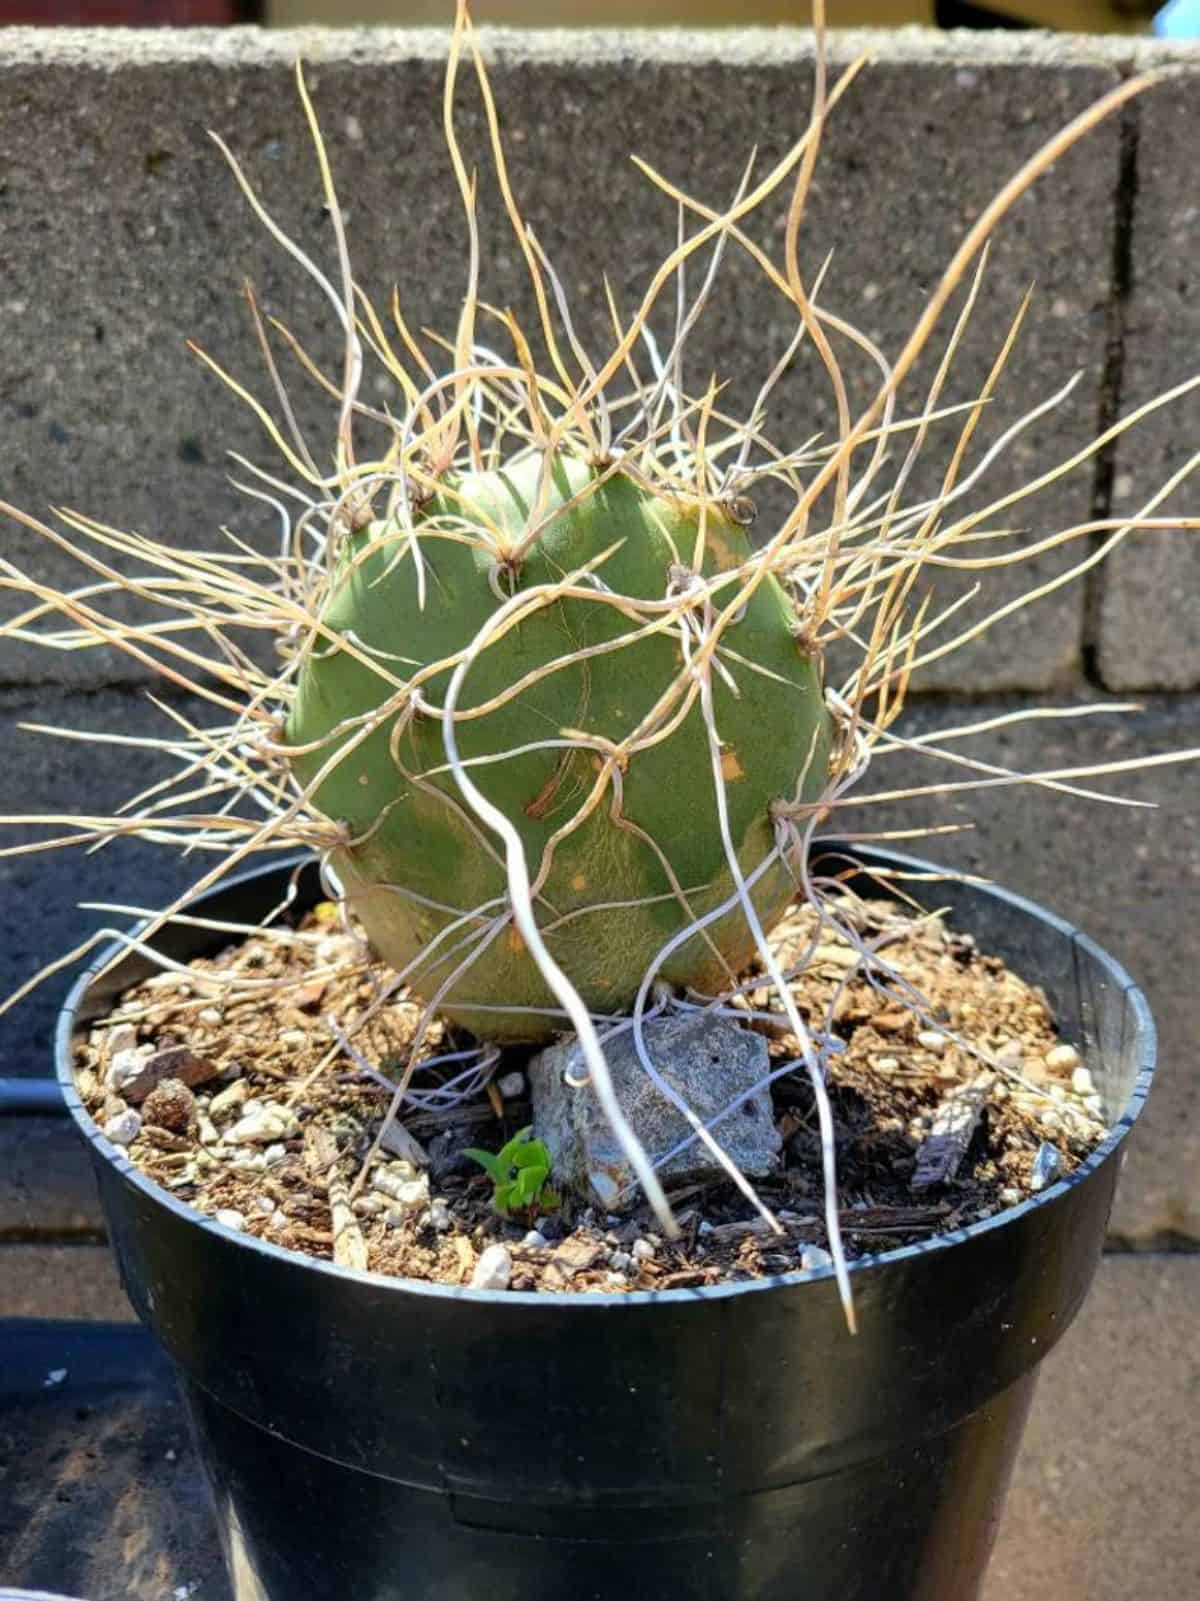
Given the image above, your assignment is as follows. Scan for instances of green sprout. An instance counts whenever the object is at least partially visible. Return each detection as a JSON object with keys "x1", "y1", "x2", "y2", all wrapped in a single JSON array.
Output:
[{"x1": 464, "y1": 1127, "x2": 560, "y2": 1219}]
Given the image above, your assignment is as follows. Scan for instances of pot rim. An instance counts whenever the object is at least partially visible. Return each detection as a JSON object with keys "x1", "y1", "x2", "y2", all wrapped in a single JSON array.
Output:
[{"x1": 55, "y1": 844, "x2": 1155, "y2": 1311}]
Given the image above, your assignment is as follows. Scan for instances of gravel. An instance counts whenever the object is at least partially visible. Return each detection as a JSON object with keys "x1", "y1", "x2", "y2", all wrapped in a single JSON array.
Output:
[
  {"x1": 102, "y1": 1109, "x2": 142, "y2": 1146},
  {"x1": 1046, "y1": 1043, "x2": 1082, "y2": 1074},
  {"x1": 470, "y1": 1244, "x2": 512, "y2": 1292},
  {"x1": 371, "y1": 1169, "x2": 429, "y2": 1215}
]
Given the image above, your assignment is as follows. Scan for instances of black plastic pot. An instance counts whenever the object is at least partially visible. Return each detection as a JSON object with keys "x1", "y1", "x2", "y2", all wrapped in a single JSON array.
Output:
[{"x1": 56, "y1": 847, "x2": 1154, "y2": 1601}]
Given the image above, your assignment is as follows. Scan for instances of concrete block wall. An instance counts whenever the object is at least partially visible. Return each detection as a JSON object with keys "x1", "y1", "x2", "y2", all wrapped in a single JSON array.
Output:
[{"x1": 0, "y1": 28, "x2": 1197, "y2": 1601}]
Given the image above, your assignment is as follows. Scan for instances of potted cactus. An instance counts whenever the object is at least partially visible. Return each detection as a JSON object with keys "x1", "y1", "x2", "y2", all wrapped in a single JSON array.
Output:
[{"x1": 1, "y1": 9, "x2": 1194, "y2": 1600}]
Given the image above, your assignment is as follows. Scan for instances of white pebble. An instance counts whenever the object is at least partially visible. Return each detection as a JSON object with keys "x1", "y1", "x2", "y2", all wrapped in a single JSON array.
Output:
[
  {"x1": 253, "y1": 1196, "x2": 276, "y2": 1216},
  {"x1": 800, "y1": 1245, "x2": 833, "y2": 1272},
  {"x1": 497, "y1": 1070, "x2": 526, "y2": 1099},
  {"x1": 103, "y1": 1023, "x2": 138, "y2": 1058},
  {"x1": 521, "y1": 1229, "x2": 548, "y2": 1249},
  {"x1": 606, "y1": 1271, "x2": 630, "y2": 1289},
  {"x1": 210, "y1": 1080, "x2": 249, "y2": 1120},
  {"x1": 429, "y1": 1200, "x2": 453, "y2": 1233},
  {"x1": 999, "y1": 1187, "x2": 1022, "y2": 1207},
  {"x1": 470, "y1": 1244, "x2": 512, "y2": 1292},
  {"x1": 197, "y1": 1114, "x2": 220, "y2": 1147},
  {"x1": 262, "y1": 1143, "x2": 288, "y2": 1168},
  {"x1": 316, "y1": 934, "x2": 358, "y2": 966},
  {"x1": 608, "y1": 1250, "x2": 634, "y2": 1272},
  {"x1": 103, "y1": 1109, "x2": 143, "y2": 1146},
  {"x1": 215, "y1": 1208, "x2": 245, "y2": 1233},
  {"x1": 1084, "y1": 1094, "x2": 1106, "y2": 1120},
  {"x1": 226, "y1": 1106, "x2": 296, "y2": 1146},
  {"x1": 105, "y1": 1047, "x2": 148, "y2": 1094},
  {"x1": 631, "y1": 1238, "x2": 655, "y2": 1263},
  {"x1": 1040, "y1": 1110, "x2": 1063, "y2": 1132},
  {"x1": 279, "y1": 1030, "x2": 307, "y2": 1050},
  {"x1": 995, "y1": 1039, "x2": 1024, "y2": 1070},
  {"x1": 372, "y1": 1170, "x2": 429, "y2": 1215},
  {"x1": 1045, "y1": 1044, "x2": 1081, "y2": 1075},
  {"x1": 917, "y1": 1030, "x2": 948, "y2": 1055},
  {"x1": 1071, "y1": 1066, "x2": 1096, "y2": 1098},
  {"x1": 198, "y1": 1008, "x2": 222, "y2": 1027}
]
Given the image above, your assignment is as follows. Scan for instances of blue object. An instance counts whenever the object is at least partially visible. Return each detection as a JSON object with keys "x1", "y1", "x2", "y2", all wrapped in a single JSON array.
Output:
[{"x1": 1154, "y1": 0, "x2": 1200, "y2": 37}]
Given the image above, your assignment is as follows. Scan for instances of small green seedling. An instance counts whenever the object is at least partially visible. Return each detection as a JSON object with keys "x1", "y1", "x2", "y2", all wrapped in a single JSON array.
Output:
[{"x1": 464, "y1": 1127, "x2": 559, "y2": 1219}]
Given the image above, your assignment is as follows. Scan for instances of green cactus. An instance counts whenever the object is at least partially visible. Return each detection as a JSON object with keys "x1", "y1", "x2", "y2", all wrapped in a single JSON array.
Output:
[{"x1": 286, "y1": 449, "x2": 832, "y2": 1041}]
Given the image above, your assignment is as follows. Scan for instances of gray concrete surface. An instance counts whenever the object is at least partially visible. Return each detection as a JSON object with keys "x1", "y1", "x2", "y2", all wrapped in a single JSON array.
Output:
[
  {"x1": 1, "y1": 1243, "x2": 132, "y2": 1320},
  {"x1": 0, "y1": 27, "x2": 1142, "y2": 692},
  {"x1": 986, "y1": 1254, "x2": 1200, "y2": 1601},
  {"x1": 0, "y1": 688, "x2": 212, "y2": 1080},
  {"x1": 0, "y1": 1118, "x2": 105, "y2": 1239},
  {"x1": 1097, "y1": 70, "x2": 1200, "y2": 691}
]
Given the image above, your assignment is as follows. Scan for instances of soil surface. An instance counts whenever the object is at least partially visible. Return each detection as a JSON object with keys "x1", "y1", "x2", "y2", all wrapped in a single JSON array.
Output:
[{"x1": 74, "y1": 895, "x2": 1108, "y2": 1295}]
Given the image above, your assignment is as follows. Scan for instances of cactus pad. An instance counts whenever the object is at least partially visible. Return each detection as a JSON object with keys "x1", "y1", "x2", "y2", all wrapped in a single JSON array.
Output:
[{"x1": 286, "y1": 451, "x2": 832, "y2": 1040}]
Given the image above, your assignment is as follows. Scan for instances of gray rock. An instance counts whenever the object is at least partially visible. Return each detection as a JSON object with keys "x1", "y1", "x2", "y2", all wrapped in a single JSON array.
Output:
[
  {"x1": 530, "y1": 1012, "x2": 780, "y2": 1211},
  {"x1": 470, "y1": 1244, "x2": 512, "y2": 1292},
  {"x1": 497, "y1": 1070, "x2": 526, "y2": 1100}
]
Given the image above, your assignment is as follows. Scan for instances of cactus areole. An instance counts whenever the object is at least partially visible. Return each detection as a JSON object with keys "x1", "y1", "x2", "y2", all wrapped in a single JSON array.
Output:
[{"x1": 286, "y1": 451, "x2": 832, "y2": 1041}]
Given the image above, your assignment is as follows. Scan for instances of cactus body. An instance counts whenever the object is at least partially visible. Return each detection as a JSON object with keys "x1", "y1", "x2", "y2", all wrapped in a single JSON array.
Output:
[{"x1": 286, "y1": 452, "x2": 832, "y2": 1040}]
